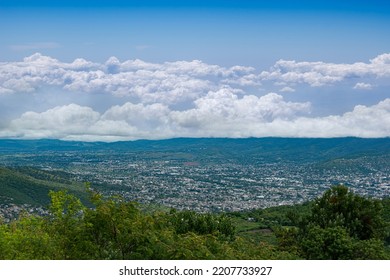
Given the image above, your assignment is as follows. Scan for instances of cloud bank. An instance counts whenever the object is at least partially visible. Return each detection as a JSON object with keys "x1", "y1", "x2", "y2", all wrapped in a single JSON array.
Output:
[
  {"x1": 1, "y1": 92, "x2": 389, "y2": 141},
  {"x1": 260, "y1": 53, "x2": 390, "y2": 87},
  {"x1": 0, "y1": 53, "x2": 389, "y2": 141},
  {"x1": 0, "y1": 53, "x2": 259, "y2": 104},
  {"x1": 2, "y1": 52, "x2": 390, "y2": 99}
]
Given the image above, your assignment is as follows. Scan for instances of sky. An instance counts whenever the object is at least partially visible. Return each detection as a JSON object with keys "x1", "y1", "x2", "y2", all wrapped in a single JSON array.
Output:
[{"x1": 0, "y1": 0, "x2": 389, "y2": 141}]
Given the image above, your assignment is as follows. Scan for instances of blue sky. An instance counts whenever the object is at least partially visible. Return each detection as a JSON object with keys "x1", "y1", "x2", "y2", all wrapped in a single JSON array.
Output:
[
  {"x1": 2, "y1": 0, "x2": 390, "y2": 65},
  {"x1": 0, "y1": 0, "x2": 389, "y2": 140}
]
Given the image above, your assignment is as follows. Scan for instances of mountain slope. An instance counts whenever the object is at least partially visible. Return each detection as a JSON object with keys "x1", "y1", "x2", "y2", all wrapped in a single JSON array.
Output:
[{"x1": 0, "y1": 167, "x2": 87, "y2": 206}]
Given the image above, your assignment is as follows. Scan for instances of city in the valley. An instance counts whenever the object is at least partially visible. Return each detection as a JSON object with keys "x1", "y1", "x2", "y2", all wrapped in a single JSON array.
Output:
[{"x1": 0, "y1": 138, "x2": 389, "y2": 219}]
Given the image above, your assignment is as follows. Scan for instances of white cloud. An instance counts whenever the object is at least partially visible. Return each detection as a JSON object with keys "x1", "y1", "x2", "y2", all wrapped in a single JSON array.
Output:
[
  {"x1": 2, "y1": 92, "x2": 389, "y2": 141},
  {"x1": 1, "y1": 54, "x2": 389, "y2": 140},
  {"x1": 280, "y1": 86, "x2": 295, "y2": 92},
  {"x1": 284, "y1": 99, "x2": 390, "y2": 138},
  {"x1": 370, "y1": 53, "x2": 390, "y2": 65},
  {"x1": 1, "y1": 53, "x2": 389, "y2": 105},
  {"x1": 260, "y1": 53, "x2": 390, "y2": 87},
  {"x1": 0, "y1": 53, "x2": 260, "y2": 104},
  {"x1": 0, "y1": 86, "x2": 13, "y2": 94},
  {"x1": 353, "y1": 82, "x2": 373, "y2": 90},
  {"x1": 6, "y1": 104, "x2": 100, "y2": 139}
]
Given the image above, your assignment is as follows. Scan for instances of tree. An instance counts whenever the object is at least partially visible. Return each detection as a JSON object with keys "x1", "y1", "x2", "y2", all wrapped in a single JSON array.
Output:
[
  {"x1": 0, "y1": 214, "x2": 59, "y2": 259},
  {"x1": 309, "y1": 185, "x2": 386, "y2": 240},
  {"x1": 47, "y1": 190, "x2": 93, "y2": 259},
  {"x1": 169, "y1": 210, "x2": 235, "y2": 240},
  {"x1": 284, "y1": 185, "x2": 389, "y2": 259}
]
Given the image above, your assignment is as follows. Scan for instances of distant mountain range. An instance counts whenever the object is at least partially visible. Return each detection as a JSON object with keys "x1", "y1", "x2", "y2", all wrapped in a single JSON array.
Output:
[{"x1": 1, "y1": 137, "x2": 389, "y2": 162}]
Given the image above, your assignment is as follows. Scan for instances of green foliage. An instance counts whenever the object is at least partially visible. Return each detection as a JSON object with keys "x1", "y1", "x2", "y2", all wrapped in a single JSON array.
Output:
[
  {"x1": 0, "y1": 167, "x2": 89, "y2": 206},
  {"x1": 84, "y1": 195, "x2": 159, "y2": 259},
  {"x1": 277, "y1": 185, "x2": 389, "y2": 260},
  {"x1": 351, "y1": 238, "x2": 387, "y2": 260},
  {"x1": 0, "y1": 187, "x2": 299, "y2": 260},
  {"x1": 1, "y1": 184, "x2": 389, "y2": 260},
  {"x1": 380, "y1": 198, "x2": 390, "y2": 245},
  {"x1": 300, "y1": 225, "x2": 354, "y2": 259},
  {"x1": 0, "y1": 215, "x2": 59, "y2": 259},
  {"x1": 309, "y1": 185, "x2": 386, "y2": 240},
  {"x1": 169, "y1": 210, "x2": 235, "y2": 240},
  {"x1": 231, "y1": 202, "x2": 311, "y2": 230},
  {"x1": 46, "y1": 190, "x2": 92, "y2": 259},
  {"x1": 274, "y1": 226, "x2": 300, "y2": 255}
]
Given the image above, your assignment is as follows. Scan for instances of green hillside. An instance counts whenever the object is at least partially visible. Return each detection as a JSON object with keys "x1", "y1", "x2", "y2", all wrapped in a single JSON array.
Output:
[{"x1": 0, "y1": 167, "x2": 88, "y2": 206}]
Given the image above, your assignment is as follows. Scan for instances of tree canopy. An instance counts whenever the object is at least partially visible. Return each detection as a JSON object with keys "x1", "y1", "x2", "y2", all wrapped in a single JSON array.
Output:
[
  {"x1": 277, "y1": 185, "x2": 389, "y2": 259},
  {"x1": 0, "y1": 185, "x2": 389, "y2": 260}
]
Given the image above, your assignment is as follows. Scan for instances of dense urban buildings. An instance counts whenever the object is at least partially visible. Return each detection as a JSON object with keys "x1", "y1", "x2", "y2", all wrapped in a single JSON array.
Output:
[{"x1": 1, "y1": 138, "x2": 389, "y2": 218}]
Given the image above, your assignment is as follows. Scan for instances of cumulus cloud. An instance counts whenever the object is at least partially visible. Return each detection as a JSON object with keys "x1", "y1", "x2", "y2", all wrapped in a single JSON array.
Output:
[
  {"x1": 0, "y1": 92, "x2": 309, "y2": 140},
  {"x1": 1, "y1": 52, "x2": 389, "y2": 103},
  {"x1": 280, "y1": 99, "x2": 390, "y2": 138},
  {"x1": 1, "y1": 53, "x2": 389, "y2": 140},
  {"x1": 353, "y1": 82, "x2": 373, "y2": 90},
  {"x1": 280, "y1": 86, "x2": 295, "y2": 92},
  {"x1": 260, "y1": 53, "x2": 390, "y2": 87},
  {"x1": 171, "y1": 90, "x2": 310, "y2": 127},
  {"x1": 1, "y1": 92, "x2": 389, "y2": 140},
  {"x1": 5, "y1": 104, "x2": 101, "y2": 139},
  {"x1": 0, "y1": 53, "x2": 260, "y2": 104},
  {"x1": 2, "y1": 53, "x2": 388, "y2": 104}
]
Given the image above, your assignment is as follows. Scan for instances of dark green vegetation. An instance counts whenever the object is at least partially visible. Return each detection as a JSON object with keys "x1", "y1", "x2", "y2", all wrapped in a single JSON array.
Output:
[
  {"x1": 0, "y1": 186, "x2": 295, "y2": 260},
  {"x1": 1, "y1": 185, "x2": 389, "y2": 260},
  {"x1": 0, "y1": 167, "x2": 88, "y2": 206},
  {"x1": 276, "y1": 186, "x2": 390, "y2": 259},
  {"x1": 1, "y1": 138, "x2": 389, "y2": 163}
]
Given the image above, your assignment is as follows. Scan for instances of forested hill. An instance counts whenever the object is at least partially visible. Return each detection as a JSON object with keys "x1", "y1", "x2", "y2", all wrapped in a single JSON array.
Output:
[
  {"x1": 1, "y1": 137, "x2": 389, "y2": 163},
  {"x1": 1, "y1": 137, "x2": 389, "y2": 154},
  {"x1": 0, "y1": 167, "x2": 88, "y2": 206}
]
